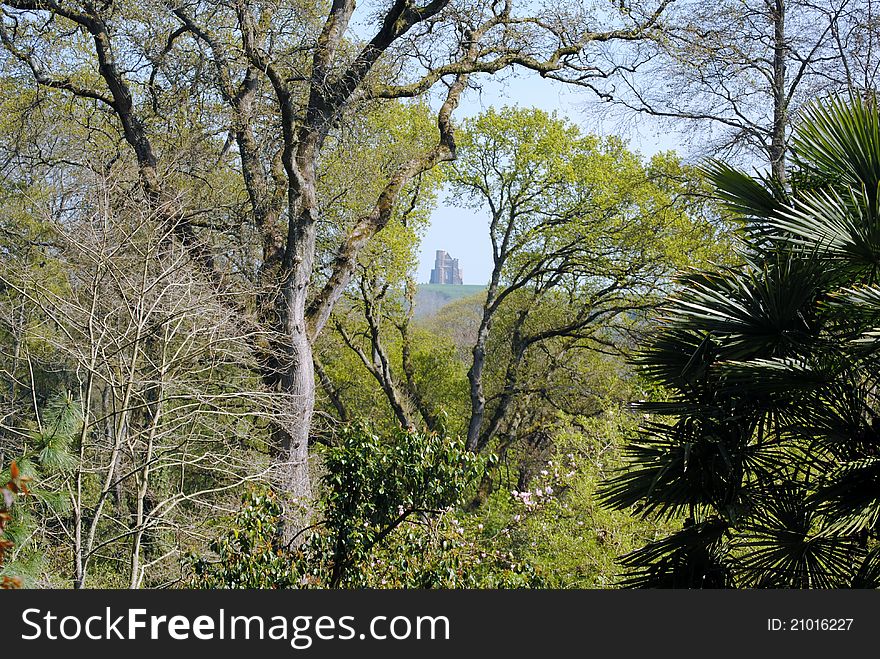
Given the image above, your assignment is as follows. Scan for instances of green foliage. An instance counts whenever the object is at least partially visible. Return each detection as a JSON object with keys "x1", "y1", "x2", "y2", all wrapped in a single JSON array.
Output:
[
  {"x1": 33, "y1": 392, "x2": 80, "y2": 473},
  {"x1": 452, "y1": 106, "x2": 727, "y2": 285},
  {"x1": 458, "y1": 411, "x2": 678, "y2": 588},
  {"x1": 319, "y1": 100, "x2": 444, "y2": 282},
  {"x1": 318, "y1": 305, "x2": 472, "y2": 436},
  {"x1": 313, "y1": 423, "x2": 482, "y2": 586},
  {"x1": 190, "y1": 423, "x2": 516, "y2": 588},
  {"x1": 359, "y1": 514, "x2": 541, "y2": 588},
  {"x1": 447, "y1": 105, "x2": 731, "y2": 457},
  {"x1": 602, "y1": 96, "x2": 880, "y2": 588},
  {"x1": 188, "y1": 491, "x2": 296, "y2": 589},
  {"x1": 0, "y1": 392, "x2": 80, "y2": 584}
]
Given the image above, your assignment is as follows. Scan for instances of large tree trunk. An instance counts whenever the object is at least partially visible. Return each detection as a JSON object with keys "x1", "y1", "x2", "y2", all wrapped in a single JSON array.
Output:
[
  {"x1": 274, "y1": 138, "x2": 320, "y2": 531},
  {"x1": 275, "y1": 259, "x2": 316, "y2": 531},
  {"x1": 278, "y1": 319, "x2": 314, "y2": 514},
  {"x1": 467, "y1": 207, "x2": 507, "y2": 452},
  {"x1": 466, "y1": 324, "x2": 490, "y2": 452}
]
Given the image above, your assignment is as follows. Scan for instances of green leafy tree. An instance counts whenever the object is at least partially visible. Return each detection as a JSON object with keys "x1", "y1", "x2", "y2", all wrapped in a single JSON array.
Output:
[
  {"x1": 0, "y1": 0, "x2": 673, "y2": 518},
  {"x1": 449, "y1": 106, "x2": 724, "y2": 455},
  {"x1": 313, "y1": 424, "x2": 481, "y2": 586},
  {"x1": 456, "y1": 410, "x2": 678, "y2": 587},
  {"x1": 318, "y1": 113, "x2": 447, "y2": 434},
  {"x1": 189, "y1": 423, "x2": 498, "y2": 588},
  {"x1": 188, "y1": 491, "x2": 297, "y2": 589},
  {"x1": 602, "y1": 96, "x2": 880, "y2": 588}
]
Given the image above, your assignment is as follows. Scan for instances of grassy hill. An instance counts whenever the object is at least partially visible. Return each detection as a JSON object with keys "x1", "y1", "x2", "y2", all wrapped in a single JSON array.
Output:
[{"x1": 414, "y1": 284, "x2": 485, "y2": 318}]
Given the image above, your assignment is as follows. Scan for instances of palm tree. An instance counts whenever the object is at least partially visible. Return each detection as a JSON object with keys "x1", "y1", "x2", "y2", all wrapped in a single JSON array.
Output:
[{"x1": 601, "y1": 95, "x2": 880, "y2": 588}]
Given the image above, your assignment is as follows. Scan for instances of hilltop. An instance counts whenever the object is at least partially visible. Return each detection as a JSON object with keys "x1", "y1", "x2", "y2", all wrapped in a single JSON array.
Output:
[{"x1": 413, "y1": 284, "x2": 485, "y2": 318}]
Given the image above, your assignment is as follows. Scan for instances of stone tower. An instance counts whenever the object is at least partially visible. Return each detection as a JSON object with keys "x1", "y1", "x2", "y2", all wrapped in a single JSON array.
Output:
[{"x1": 429, "y1": 250, "x2": 463, "y2": 285}]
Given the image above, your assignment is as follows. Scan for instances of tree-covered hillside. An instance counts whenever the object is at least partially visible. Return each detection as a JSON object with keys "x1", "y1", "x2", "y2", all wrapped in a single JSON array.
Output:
[{"x1": 0, "y1": 0, "x2": 877, "y2": 590}]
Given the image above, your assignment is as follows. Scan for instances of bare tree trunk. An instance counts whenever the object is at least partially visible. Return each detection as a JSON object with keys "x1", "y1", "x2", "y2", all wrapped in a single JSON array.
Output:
[
  {"x1": 314, "y1": 356, "x2": 349, "y2": 423},
  {"x1": 770, "y1": 0, "x2": 788, "y2": 183},
  {"x1": 129, "y1": 341, "x2": 164, "y2": 590},
  {"x1": 399, "y1": 282, "x2": 441, "y2": 432},
  {"x1": 467, "y1": 210, "x2": 509, "y2": 452},
  {"x1": 277, "y1": 326, "x2": 314, "y2": 511},
  {"x1": 364, "y1": 302, "x2": 415, "y2": 431},
  {"x1": 275, "y1": 185, "x2": 318, "y2": 526},
  {"x1": 336, "y1": 317, "x2": 416, "y2": 430},
  {"x1": 466, "y1": 313, "x2": 492, "y2": 452},
  {"x1": 475, "y1": 313, "x2": 529, "y2": 452},
  {"x1": 107, "y1": 398, "x2": 127, "y2": 520},
  {"x1": 344, "y1": 280, "x2": 418, "y2": 429},
  {"x1": 72, "y1": 274, "x2": 101, "y2": 589}
]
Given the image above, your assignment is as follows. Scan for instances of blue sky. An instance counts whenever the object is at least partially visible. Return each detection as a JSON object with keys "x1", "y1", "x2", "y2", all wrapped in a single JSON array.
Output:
[{"x1": 414, "y1": 72, "x2": 685, "y2": 285}]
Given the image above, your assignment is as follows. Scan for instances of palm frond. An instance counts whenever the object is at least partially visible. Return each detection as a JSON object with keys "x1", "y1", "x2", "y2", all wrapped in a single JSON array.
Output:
[
  {"x1": 737, "y1": 484, "x2": 863, "y2": 588},
  {"x1": 617, "y1": 519, "x2": 735, "y2": 588},
  {"x1": 771, "y1": 185, "x2": 880, "y2": 275},
  {"x1": 812, "y1": 456, "x2": 880, "y2": 537},
  {"x1": 702, "y1": 160, "x2": 786, "y2": 220},
  {"x1": 793, "y1": 94, "x2": 880, "y2": 204},
  {"x1": 852, "y1": 545, "x2": 880, "y2": 588},
  {"x1": 664, "y1": 254, "x2": 827, "y2": 360},
  {"x1": 599, "y1": 414, "x2": 778, "y2": 519}
]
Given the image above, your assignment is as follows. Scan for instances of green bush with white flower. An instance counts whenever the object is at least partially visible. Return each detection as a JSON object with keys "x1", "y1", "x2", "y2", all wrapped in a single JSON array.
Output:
[
  {"x1": 189, "y1": 422, "x2": 539, "y2": 588},
  {"x1": 461, "y1": 411, "x2": 678, "y2": 588}
]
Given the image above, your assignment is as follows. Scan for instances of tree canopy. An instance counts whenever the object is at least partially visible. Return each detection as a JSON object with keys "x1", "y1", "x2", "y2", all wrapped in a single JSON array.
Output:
[{"x1": 0, "y1": 0, "x2": 877, "y2": 592}]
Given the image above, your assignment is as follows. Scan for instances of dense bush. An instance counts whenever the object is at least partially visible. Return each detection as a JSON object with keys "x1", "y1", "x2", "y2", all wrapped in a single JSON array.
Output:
[{"x1": 189, "y1": 423, "x2": 540, "y2": 588}]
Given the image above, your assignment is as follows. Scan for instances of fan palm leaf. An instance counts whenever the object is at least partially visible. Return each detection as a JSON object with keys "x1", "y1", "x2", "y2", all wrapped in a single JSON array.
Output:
[
  {"x1": 617, "y1": 518, "x2": 735, "y2": 588},
  {"x1": 792, "y1": 94, "x2": 880, "y2": 202},
  {"x1": 737, "y1": 484, "x2": 863, "y2": 588}
]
